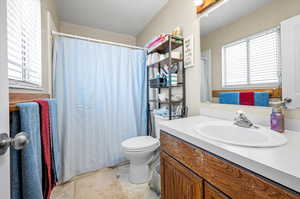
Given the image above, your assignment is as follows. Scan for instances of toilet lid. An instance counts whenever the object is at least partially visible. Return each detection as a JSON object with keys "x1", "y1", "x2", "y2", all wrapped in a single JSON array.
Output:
[{"x1": 121, "y1": 136, "x2": 160, "y2": 152}]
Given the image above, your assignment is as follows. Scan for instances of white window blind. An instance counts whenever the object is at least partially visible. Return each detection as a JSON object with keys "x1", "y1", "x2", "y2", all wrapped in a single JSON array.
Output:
[
  {"x1": 222, "y1": 28, "x2": 280, "y2": 88},
  {"x1": 7, "y1": 0, "x2": 42, "y2": 87}
]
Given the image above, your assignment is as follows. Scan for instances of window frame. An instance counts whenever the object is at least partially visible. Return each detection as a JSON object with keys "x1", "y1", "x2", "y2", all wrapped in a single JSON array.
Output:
[
  {"x1": 7, "y1": 0, "x2": 43, "y2": 90},
  {"x1": 222, "y1": 27, "x2": 281, "y2": 89}
]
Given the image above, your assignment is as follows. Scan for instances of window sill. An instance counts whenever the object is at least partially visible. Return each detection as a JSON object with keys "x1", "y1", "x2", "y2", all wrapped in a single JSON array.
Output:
[
  {"x1": 9, "y1": 80, "x2": 44, "y2": 91},
  {"x1": 221, "y1": 83, "x2": 280, "y2": 89}
]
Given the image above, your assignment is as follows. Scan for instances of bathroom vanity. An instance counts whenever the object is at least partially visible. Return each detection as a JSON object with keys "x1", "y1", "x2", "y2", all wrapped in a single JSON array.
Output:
[{"x1": 159, "y1": 116, "x2": 300, "y2": 199}]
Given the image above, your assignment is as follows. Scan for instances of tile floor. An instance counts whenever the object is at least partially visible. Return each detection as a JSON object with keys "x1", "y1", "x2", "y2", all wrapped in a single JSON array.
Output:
[{"x1": 50, "y1": 165, "x2": 160, "y2": 199}]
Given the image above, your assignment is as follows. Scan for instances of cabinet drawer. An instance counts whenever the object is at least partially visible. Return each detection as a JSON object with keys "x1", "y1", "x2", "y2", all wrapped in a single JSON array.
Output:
[
  {"x1": 205, "y1": 182, "x2": 230, "y2": 199},
  {"x1": 161, "y1": 132, "x2": 300, "y2": 199},
  {"x1": 161, "y1": 152, "x2": 204, "y2": 199}
]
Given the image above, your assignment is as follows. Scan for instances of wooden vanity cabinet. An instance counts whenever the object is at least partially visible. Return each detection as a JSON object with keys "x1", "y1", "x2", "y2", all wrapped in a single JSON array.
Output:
[
  {"x1": 161, "y1": 152, "x2": 204, "y2": 199},
  {"x1": 160, "y1": 132, "x2": 300, "y2": 199},
  {"x1": 205, "y1": 182, "x2": 230, "y2": 199}
]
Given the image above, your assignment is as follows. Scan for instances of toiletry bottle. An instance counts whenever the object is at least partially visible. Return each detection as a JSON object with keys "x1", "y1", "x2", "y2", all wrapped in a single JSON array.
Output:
[{"x1": 270, "y1": 102, "x2": 285, "y2": 133}]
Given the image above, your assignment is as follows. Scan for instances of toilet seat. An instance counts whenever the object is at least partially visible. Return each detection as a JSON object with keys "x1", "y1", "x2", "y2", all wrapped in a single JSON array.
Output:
[{"x1": 121, "y1": 136, "x2": 160, "y2": 152}]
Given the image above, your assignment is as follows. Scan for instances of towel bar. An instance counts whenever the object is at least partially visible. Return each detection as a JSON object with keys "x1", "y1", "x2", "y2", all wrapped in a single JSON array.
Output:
[
  {"x1": 9, "y1": 93, "x2": 51, "y2": 112},
  {"x1": 212, "y1": 88, "x2": 282, "y2": 99}
]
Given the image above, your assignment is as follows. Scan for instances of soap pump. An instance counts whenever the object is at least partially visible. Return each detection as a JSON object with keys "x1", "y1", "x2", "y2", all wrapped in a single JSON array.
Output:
[{"x1": 270, "y1": 102, "x2": 285, "y2": 133}]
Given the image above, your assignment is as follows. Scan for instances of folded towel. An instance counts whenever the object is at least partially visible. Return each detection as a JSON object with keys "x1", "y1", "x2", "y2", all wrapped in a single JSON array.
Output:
[
  {"x1": 240, "y1": 92, "x2": 255, "y2": 106},
  {"x1": 15, "y1": 102, "x2": 43, "y2": 199},
  {"x1": 153, "y1": 107, "x2": 169, "y2": 117},
  {"x1": 146, "y1": 35, "x2": 166, "y2": 49},
  {"x1": 34, "y1": 100, "x2": 54, "y2": 199},
  {"x1": 47, "y1": 99, "x2": 60, "y2": 183},
  {"x1": 219, "y1": 92, "x2": 240, "y2": 105},
  {"x1": 254, "y1": 92, "x2": 270, "y2": 107}
]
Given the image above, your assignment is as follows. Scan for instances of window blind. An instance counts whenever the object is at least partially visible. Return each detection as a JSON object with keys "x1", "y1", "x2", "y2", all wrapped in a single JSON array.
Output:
[
  {"x1": 222, "y1": 28, "x2": 280, "y2": 88},
  {"x1": 7, "y1": 0, "x2": 42, "y2": 87},
  {"x1": 223, "y1": 41, "x2": 248, "y2": 86}
]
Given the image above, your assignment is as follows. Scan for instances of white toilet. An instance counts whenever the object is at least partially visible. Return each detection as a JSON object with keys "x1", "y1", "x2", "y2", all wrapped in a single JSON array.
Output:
[{"x1": 121, "y1": 136, "x2": 160, "y2": 184}]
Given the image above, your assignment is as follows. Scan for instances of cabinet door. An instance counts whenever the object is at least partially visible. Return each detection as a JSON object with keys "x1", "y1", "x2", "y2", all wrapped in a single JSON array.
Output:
[
  {"x1": 161, "y1": 152, "x2": 204, "y2": 199},
  {"x1": 281, "y1": 14, "x2": 300, "y2": 108},
  {"x1": 205, "y1": 182, "x2": 230, "y2": 199}
]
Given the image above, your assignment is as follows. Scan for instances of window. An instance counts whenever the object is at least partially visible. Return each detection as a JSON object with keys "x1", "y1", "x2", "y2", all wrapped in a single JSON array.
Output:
[
  {"x1": 7, "y1": 0, "x2": 42, "y2": 88},
  {"x1": 222, "y1": 28, "x2": 280, "y2": 88}
]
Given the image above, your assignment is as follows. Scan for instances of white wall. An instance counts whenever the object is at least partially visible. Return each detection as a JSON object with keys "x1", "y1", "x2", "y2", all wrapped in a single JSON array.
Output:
[
  {"x1": 60, "y1": 22, "x2": 137, "y2": 45},
  {"x1": 201, "y1": 0, "x2": 300, "y2": 90},
  {"x1": 137, "y1": 0, "x2": 201, "y2": 116},
  {"x1": 44, "y1": 0, "x2": 59, "y2": 27}
]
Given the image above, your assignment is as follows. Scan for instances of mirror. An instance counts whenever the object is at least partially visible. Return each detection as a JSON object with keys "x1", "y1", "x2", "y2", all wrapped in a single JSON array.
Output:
[{"x1": 199, "y1": 0, "x2": 299, "y2": 107}]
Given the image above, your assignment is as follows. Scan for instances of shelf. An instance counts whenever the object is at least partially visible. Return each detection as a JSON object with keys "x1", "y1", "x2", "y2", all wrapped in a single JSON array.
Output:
[
  {"x1": 148, "y1": 57, "x2": 183, "y2": 67},
  {"x1": 147, "y1": 34, "x2": 185, "y2": 123},
  {"x1": 161, "y1": 83, "x2": 184, "y2": 88},
  {"x1": 148, "y1": 38, "x2": 183, "y2": 54},
  {"x1": 160, "y1": 101, "x2": 183, "y2": 105},
  {"x1": 149, "y1": 99, "x2": 183, "y2": 104},
  {"x1": 152, "y1": 115, "x2": 184, "y2": 120},
  {"x1": 149, "y1": 82, "x2": 183, "y2": 89}
]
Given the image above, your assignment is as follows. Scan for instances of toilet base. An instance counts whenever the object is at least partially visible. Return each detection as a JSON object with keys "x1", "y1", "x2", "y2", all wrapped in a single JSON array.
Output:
[{"x1": 129, "y1": 163, "x2": 150, "y2": 184}]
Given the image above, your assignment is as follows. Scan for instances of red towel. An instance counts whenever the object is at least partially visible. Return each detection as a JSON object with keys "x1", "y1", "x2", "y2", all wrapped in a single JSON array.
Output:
[
  {"x1": 240, "y1": 92, "x2": 255, "y2": 106},
  {"x1": 34, "y1": 100, "x2": 54, "y2": 199}
]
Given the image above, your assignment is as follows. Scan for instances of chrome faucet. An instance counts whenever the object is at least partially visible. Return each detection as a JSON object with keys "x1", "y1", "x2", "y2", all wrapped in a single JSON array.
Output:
[{"x1": 234, "y1": 110, "x2": 256, "y2": 128}]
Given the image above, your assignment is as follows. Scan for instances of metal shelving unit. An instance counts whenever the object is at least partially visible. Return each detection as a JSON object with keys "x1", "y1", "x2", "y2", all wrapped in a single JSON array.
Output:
[{"x1": 147, "y1": 34, "x2": 186, "y2": 128}]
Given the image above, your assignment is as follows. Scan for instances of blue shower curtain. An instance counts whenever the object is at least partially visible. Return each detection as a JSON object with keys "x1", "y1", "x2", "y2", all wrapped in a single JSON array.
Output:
[{"x1": 53, "y1": 37, "x2": 147, "y2": 182}]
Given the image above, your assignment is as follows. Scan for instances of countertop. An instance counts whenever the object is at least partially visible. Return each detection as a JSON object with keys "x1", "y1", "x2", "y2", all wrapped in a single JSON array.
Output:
[{"x1": 159, "y1": 116, "x2": 300, "y2": 192}]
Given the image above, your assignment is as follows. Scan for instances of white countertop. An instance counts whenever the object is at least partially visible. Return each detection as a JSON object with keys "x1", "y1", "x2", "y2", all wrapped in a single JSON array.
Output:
[{"x1": 159, "y1": 116, "x2": 300, "y2": 192}]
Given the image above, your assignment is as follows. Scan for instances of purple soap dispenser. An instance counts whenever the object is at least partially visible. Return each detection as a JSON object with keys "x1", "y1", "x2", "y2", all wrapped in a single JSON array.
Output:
[{"x1": 270, "y1": 102, "x2": 285, "y2": 133}]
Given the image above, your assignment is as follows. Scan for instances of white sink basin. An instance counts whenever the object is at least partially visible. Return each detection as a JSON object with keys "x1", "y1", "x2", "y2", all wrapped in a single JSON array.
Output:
[{"x1": 193, "y1": 121, "x2": 287, "y2": 148}]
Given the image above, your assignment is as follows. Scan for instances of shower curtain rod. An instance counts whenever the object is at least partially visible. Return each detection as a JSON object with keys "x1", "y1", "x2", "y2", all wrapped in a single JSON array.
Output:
[{"x1": 52, "y1": 31, "x2": 148, "y2": 51}]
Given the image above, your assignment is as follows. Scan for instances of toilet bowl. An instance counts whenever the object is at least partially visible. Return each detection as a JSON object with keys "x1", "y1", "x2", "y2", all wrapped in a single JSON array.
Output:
[{"x1": 121, "y1": 136, "x2": 160, "y2": 184}]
